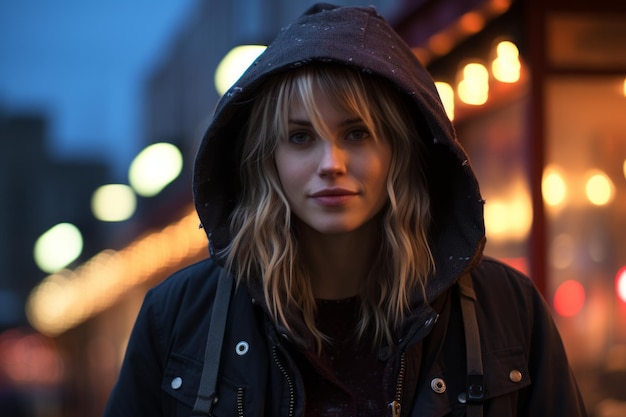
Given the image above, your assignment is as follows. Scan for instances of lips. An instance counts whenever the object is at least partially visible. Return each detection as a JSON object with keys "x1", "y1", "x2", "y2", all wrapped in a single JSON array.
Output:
[{"x1": 309, "y1": 188, "x2": 358, "y2": 206}]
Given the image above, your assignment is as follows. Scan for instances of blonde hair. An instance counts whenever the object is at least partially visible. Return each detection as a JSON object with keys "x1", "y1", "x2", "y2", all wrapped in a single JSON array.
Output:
[{"x1": 224, "y1": 64, "x2": 434, "y2": 350}]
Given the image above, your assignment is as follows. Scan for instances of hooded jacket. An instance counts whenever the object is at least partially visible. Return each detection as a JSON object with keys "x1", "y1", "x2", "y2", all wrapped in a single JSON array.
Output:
[{"x1": 104, "y1": 4, "x2": 587, "y2": 416}]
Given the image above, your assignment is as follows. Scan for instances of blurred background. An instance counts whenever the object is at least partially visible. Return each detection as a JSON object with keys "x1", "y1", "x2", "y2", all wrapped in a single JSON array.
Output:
[{"x1": 1, "y1": 0, "x2": 625, "y2": 415}]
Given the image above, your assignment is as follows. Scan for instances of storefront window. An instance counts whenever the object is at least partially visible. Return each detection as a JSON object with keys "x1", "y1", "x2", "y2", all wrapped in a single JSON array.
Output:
[
  {"x1": 545, "y1": 75, "x2": 626, "y2": 409},
  {"x1": 424, "y1": 5, "x2": 626, "y2": 413},
  {"x1": 545, "y1": 12, "x2": 626, "y2": 414}
]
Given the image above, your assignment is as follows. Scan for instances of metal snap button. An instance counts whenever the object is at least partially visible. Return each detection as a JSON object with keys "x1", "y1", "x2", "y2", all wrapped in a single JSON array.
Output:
[
  {"x1": 509, "y1": 369, "x2": 523, "y2": 383},
  {"x1": 171, "y1": 376, "x2": 183, "y2": 390},
  {"x1": 235, "y1": 341, "x2": 249, "y2": 356},
  {"x1": 431, "y1": 377, "x2": 446, "y2": 393}
]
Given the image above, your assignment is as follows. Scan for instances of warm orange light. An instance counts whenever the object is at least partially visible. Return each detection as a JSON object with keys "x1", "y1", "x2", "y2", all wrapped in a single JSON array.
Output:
[
  {"x1": 412, "y1": 47, "x2": 430, "y2": 65},
  {"x1": 542, "y1": 166, "x2": 567, "y2": 207},
  {"x1": 585, "y1": 170, "x2": 614, "y2": 206},
  {"x1": 554, "y1": 280, "x2": 586, "y2": 317},
  {"x1": 488, "y1": 0, "x2": 512, "y2": 14},
  {"x1": 428, "y1": 33, "x2": 454, "y2": 56},
  {"x1": 435, "y1": 82, "x2": 454, "y2": 120},
  {"x1": 483, "y1": 180, "x2": 532, "y2": 243},
  {"x1": 458, "y1": 63, "x2": 489, "y2": 105},
  {"x1": 492, "y1": 41, "x2": 521, "y2": 83},
  {"x1": 26, "y1": 205, "x2": 207, "y2": 336},
  {"x1": 458, "y1": 12, "x2": 485, "y2": 35}
]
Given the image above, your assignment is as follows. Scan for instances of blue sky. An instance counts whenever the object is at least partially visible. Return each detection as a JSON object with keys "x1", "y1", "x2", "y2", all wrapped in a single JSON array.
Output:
[{"x1": 0, "y1": 0, "x2": 197, "y2": 178}]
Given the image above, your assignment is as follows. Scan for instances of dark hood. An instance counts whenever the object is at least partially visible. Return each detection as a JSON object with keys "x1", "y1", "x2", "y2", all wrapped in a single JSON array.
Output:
[{"x1": 193, "y1": 3, "x2": 486, "y2": 305}]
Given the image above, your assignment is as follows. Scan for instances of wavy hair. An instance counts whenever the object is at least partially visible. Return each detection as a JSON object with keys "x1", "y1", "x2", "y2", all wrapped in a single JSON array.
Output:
[{"x1": 224, "y1": 64, "x2": 434, "y2": 350}]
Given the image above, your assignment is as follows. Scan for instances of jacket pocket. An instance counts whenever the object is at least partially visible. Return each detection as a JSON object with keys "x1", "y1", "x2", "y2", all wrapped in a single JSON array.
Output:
[
  {"x1": 412, "y1": 346, "x2": 531, "y2": 417},
  {"x1": 475, "y1": 345, "x2": 530, "y2": 416},
  {"x1": 162, "y1": 352, "x2": 202, "y2": 411},
  {"x1": 482, "y1": 346, "x2": 530, "y2": 399},
  {"x1": 161, "y1": 352, "x2": 249, "y2": 416}
]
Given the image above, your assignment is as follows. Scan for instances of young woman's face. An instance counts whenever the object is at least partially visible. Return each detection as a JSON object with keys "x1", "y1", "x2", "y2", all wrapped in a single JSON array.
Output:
[{"x1": 274, "y1": 86, "x2": 392, "y2": 235}]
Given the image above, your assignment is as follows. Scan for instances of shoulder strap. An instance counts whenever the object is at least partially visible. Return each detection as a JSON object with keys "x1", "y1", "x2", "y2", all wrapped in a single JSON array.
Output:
[
  {"x1": 458, "y1": 272, "x2": 484, "y2": 417},
  {"x1": 192, "y1": 267, "x2": 234, "y2": 416}
]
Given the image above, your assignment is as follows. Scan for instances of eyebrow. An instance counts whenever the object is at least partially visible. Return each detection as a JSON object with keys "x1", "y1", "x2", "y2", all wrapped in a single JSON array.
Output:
[
  {"x1": 287, "y1": 119, "x2": 313, "y2": 126},
  {"x1": 287, "y1": 117, "x2": 363, "y2": 126}
]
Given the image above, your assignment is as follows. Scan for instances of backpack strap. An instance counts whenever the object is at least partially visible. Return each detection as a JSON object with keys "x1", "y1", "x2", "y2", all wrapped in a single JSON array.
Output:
[
  {"x1": 192, "y1": 267, "x2": 234, "y2": 416},
  {"x1": 458, "y1": 272, "x2": 484, "y2": 417}
]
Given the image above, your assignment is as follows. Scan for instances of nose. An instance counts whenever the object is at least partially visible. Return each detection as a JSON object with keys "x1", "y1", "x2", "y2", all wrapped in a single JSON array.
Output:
[{"x1": 318, "y1": 142, "x2": 346, "y2": 176}]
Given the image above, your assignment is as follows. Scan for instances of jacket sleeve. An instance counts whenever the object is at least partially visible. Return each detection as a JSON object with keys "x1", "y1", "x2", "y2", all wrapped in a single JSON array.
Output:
[
  {"x1": 102, "y1": 288, "x2": 166, "y2": 417},
  {"x1": 521, "y1": 279, "x2": 588, "y2": 416}
]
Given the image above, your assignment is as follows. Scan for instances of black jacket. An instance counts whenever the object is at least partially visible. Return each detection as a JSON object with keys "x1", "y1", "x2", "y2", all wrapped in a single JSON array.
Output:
[
  {"x1": 104, "y1": 257, "x2": 586, "y2": 416},
  {"x1": 104, "y1": 4, "x2": 587, "y2": 416}
]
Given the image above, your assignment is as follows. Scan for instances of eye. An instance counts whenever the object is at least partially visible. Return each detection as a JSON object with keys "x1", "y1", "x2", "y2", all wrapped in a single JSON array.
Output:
[
  {"x1": 346, "y1": 128, "x2": 371, "y2": 142},
  {"x1": 288, "y1": 131, "x2": 313, "y2": 145}
]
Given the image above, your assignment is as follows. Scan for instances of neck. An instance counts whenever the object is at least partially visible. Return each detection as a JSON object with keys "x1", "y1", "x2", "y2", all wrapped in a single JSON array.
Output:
[{"x1": 298, "y1": 219, "x2": 381, "y2": 300}]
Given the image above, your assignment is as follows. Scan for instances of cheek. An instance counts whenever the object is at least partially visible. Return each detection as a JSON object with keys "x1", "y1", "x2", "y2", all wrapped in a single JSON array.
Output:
[
  {"x1": 367, "y1": 150, "x2": 392, "y2": 190},
  {"x1": 274, "y1": 152, "x2": 302, "y2": 196}
]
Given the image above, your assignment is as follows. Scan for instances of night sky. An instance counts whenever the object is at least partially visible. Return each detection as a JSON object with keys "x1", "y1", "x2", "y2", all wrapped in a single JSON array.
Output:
[{"x1": 0, "y1": 0, "x2": 198, "y2": 178}]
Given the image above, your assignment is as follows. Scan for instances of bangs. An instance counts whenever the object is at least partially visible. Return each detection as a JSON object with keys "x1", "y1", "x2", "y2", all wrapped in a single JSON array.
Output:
[{"x1": 272, "y1": 65, "x2": 380, "y2": 142}]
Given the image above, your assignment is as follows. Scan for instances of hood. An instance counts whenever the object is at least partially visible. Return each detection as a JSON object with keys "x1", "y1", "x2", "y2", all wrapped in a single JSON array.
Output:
[{"x1": 193, "y1": 3, "x2": 485, "y2": 304}]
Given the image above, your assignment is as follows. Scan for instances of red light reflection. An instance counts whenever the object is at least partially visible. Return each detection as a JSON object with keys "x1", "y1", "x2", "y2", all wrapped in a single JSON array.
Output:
[
  {"x1": 0, "y1": 328, "x2": 64, "y2": 386},
  {"x1": 554, "y1": 280, "x2": 586, "y2": 317},
  {"x1": 617, "y1": 266, "x2": 626, "y2": 304}
]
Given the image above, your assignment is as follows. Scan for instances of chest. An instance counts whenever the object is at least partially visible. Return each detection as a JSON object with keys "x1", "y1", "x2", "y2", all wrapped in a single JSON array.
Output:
[{"x1": 295, "y1": 298, "x2": 392, "y2": 417}]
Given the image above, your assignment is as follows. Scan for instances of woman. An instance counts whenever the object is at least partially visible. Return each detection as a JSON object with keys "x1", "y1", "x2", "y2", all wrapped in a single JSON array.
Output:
[{"x1": 104, "y1": 4, "x2": 587, "y2": 416}]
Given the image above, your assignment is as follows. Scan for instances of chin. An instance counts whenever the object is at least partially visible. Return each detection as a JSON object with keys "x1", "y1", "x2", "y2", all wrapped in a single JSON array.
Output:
[
  {"x1": 307, "y1": 219, "x2": 373, "y2": 236},
  {"x1": 316, "y1": 226, "x2": 360, "y2": 235},
  {"x1": 295, "y1": 211, "x2": 383, "y2": 237}
]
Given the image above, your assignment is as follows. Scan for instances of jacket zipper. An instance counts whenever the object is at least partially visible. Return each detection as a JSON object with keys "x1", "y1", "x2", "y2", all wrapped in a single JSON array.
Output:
[
  {"x1": 236, "y1": 386, "x2": 244, "y2": 417},
  {"x1": 389, "y1": 352, "x2": 406, "y2": 417},
  {"x1": 272, "y1": 346, "x2": 295, "y2": 417}
]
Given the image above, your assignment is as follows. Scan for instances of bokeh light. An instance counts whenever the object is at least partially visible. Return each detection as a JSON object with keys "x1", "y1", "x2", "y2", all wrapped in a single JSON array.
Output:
[
  {"x1": 435, "y1": 81, "x2": 455, "y2": 120},
  {"x1": 492, "y1": 41, "x2": 521, "y2": 83},
  {"x1": 542, "y1": 166, "x2": 567, "y2": 207},
  {"x1": 214, "y1": 45, "x2": 267, "y2": 96},
  {"x1": 91, "y1": 184, "x2": 137, "y2": 222},
  {"x1": 0, "y1": 329, "x2": 64, "y2": 386},
  {"x1": 554, "y1": 279, "x2": 586, "y2": 317},
  {"x1": 458, "y1": 62, "x2": 489, "y2": 105},
  {"x1": 617, "y1": 266, "x2": 626, "y2": 304},
  {"x1": 585, "y1": 170, "x2": 614, "y2": 206},
  {"x1": 128, "y1": 142, "x2": 183, "y2": 197},
  {"x1": 483, "y1": 180, "x2": 532, "y2": 242},
  {"x1": 27, "y1": 207, "x2": 207, "y2": 336},
  {"x1": 458, "y1": 11, "x2": 485, "y2": 35},
  {"x1": 33, "y1": 223, "x2": 83, "y2": 273}
]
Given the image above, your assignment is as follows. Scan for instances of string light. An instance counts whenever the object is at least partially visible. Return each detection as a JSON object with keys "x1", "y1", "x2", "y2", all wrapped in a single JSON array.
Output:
[
  {"x1": 458, "y1": 62, "x2": 489, "y2": 105},
  {"x1": 492, "y1": 41, "x2": 521, "y2": 83},
  {"x1": 26, "y1": 206, "x2": 207, "y2": 336}
]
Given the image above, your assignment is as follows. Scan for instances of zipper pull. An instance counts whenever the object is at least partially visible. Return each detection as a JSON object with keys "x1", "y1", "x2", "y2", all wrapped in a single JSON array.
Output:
[{"x1": 388, "y1": 400, "x2": 401, "y2": 417}]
